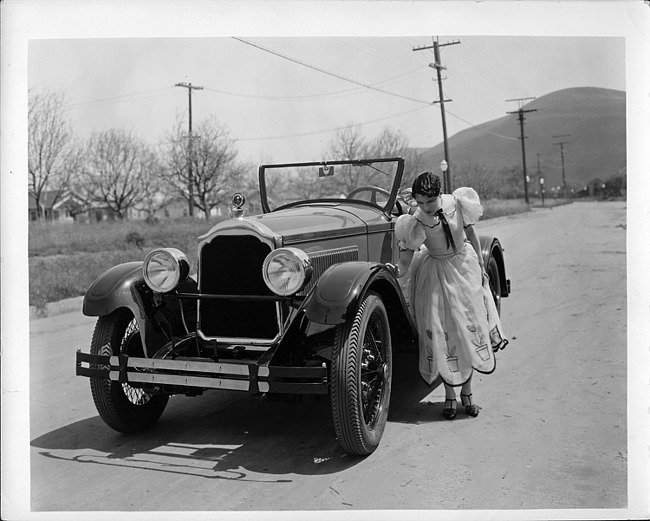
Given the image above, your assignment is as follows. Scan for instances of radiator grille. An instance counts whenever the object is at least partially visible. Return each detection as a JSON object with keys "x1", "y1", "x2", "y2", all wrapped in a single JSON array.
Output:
[{"x1": 198, "y1": 235, "x2": 278, "y2": 340}]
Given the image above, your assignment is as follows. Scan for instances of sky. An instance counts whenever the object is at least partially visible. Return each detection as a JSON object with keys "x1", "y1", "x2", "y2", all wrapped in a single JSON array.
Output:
[
  {"x1": 2, "y1": 2, "x2": 650, "y2": 520},
  {"x1": 28, "y1": 35, "x2": 626, "y2": 164}
]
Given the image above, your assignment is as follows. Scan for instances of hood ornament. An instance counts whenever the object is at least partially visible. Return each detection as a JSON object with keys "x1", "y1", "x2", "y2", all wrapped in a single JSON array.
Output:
[{"x1": 229, "y1": 193, "x2": 247, "y2": 218}]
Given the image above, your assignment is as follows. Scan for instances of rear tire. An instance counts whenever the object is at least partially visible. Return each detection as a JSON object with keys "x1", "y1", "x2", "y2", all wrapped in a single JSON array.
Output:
[
  {"x1": 89, "y1": 309, "x2": 169, "y2": 433},
  {"x1": 330, "y1": 292, "x2": 392, "y2": 456},
  {"x1": 487, "y1": 256, "x2": 502, "y2": 315}
]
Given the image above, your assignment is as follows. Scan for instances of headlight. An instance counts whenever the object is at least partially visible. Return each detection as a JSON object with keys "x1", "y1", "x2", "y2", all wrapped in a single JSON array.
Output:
[
  {"x1": 143, "y1": 248, "x2": 190, "y2": 293},
  {"x1": 262, "y1": 248, "x2": 312, "y2": 296}
]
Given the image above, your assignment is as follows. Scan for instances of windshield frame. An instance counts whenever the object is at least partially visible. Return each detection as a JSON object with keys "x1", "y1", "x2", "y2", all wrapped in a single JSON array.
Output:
[{"x1": 258, "y1": 157, "x2": 405, "y2": 214}]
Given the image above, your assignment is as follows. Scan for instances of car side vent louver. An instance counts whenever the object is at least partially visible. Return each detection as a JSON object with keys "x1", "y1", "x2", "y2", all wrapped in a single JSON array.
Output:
[{"x1": 299, "y1": 246, "x2": 359, "y2": 296}]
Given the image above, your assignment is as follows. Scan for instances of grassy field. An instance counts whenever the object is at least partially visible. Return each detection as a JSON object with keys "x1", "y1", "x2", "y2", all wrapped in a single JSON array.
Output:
[{"x1": 28, "y1": 198, "x2": 535, "y2": 311}]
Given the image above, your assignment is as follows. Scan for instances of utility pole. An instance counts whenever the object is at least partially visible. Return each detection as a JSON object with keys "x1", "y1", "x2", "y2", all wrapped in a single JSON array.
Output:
[
  {"x1": 552, "y1": 134, "x2": 570, "y2": 199},
  {"x1": 413, "y1": 37, "x2": 460, "y2": 193},
  {"x1": 537, "y1": 152, "x2": 544, "y2": 206},
  {"x1": 506, "y1": 98, "x2": 537, "y2": 204},
  {"x1": 175, "y1": 82, "x2": 203, "y2": 217}
]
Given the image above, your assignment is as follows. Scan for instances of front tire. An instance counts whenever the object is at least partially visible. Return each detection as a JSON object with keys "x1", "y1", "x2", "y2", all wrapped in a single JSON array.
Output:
[
  {"x1": 89, "y1": 309, "x2": 169, "y2": 433},
  {"x1": 330, "y1": 292, "x2": 392, "y2": 456}
]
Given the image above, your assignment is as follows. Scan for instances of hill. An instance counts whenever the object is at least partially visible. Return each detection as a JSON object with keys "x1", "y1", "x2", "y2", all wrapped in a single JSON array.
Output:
[{"x1": 415, "y1": 87, "x2": 626, "y2": 192}]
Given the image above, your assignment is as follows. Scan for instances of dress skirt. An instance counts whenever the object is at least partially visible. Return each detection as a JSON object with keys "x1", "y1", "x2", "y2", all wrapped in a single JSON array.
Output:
[{"x1": 408, "y1": 242, "x2": 507, "y2": 386}]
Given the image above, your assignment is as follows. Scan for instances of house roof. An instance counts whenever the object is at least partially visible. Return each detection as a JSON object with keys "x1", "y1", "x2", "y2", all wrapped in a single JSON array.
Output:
[{"x1": 28, "y1": 190, "x2": 85, "y2": 211}]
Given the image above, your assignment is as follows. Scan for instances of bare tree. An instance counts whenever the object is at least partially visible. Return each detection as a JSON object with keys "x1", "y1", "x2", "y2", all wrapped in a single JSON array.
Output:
[
  {"x1": 450, "y1": 158, "x2": 500, "y2": 199},
  {"x1": 368, "y1": 126, "x2": 410, "y2": 157},
  {"x1": 136, "y1": 153, "x2": 173, "y2": 220},
  {"x1": 79, "y1": 129, "x2": 161, "y2": 219},
  {"x1": 325, "y1": 123, "x2": 413, "y2": 195},
  {"x1": 28, "y1": 88, "x2": 77, "y2": 219},
  {"x1": 238, "y1": 161, "x2": 289, "y2": 214},
  {"x1": 325, "y1": 122, "x2": 370, "y2": 194},
  {"x1": 163, "y1": 116, "x2": 240, "y2": 220}
]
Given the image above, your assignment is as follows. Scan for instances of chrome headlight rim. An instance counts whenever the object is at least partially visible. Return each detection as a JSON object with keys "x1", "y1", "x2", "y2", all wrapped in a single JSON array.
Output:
[
  {"x1": 262, "y1": 247, "x2": 312, "y2": 297},
  {"x1": 143, "y1": 248, "x2": 190, "y2": 293}
]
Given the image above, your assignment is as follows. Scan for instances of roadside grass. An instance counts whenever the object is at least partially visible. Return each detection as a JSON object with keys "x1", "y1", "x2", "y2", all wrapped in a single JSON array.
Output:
[
  {"x1": 528, "y1": 197, "x2": 572, "y2": 209},
  {"x1": 482, "y1": 198, "x2": 531, "y2": 220},
  {"x1": 29, "y1": 218, "x2": 219, "y2": 309},
  {"x1": 29, "y1": 198, "x2": 534, "y2": 309}
]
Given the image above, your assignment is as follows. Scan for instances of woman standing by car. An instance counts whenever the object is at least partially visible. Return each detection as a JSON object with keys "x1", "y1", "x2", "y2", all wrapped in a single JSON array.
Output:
[{"x1": 389, "y1": 171, "x2": 508, "y2": 419}]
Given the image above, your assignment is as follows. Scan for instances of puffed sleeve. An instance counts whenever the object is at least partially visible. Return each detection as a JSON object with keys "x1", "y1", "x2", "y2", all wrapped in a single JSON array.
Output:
[
  {"x1": 395, "y1": 213, "x2": 426, "y2": 251},
  {"x1": 453, "y1": 187, "x2": 483, "y2": 226}
]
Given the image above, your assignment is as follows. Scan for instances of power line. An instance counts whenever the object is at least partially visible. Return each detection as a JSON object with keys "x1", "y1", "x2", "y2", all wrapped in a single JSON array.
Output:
[
  {"x1": 466, "y1": 39, "x2": 531, "y2": 96},
  {"x1": 348, "y1": 37, "x2": 426, "y2": 70},
  {"x1": 204, "y1": 85, "x2": 365, "y2": 101},
  {"x1": 62, "y1": 87, "x2": 175, "y2": 110},
  {"x1": 232, "y1": 36, "x2": 431, "y2": 106},
  {"x1": 443, "y1": 107, "x2": 519, "y2": 141},
  {"x1": 238, "y1": 105, "x2": 430, "y2": 142},
  {"x1": 203, "y1": 65, "x2": 427, "y2": 102}
]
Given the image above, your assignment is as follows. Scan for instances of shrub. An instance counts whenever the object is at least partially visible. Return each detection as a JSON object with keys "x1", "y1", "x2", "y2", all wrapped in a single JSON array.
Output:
[{"x1": 125, "y1": 231, "x2": 146, "y2": 249}]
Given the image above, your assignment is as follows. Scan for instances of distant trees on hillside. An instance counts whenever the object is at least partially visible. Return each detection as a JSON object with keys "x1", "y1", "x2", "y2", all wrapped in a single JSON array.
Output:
[{"x1": 421, "y1": 157, "x2": 527, "y2": 200}]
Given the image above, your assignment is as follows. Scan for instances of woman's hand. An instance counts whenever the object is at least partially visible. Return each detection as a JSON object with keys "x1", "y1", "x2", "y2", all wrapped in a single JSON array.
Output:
[{"x1": 386, "y1": 263, "x2": 400, "y2": 278}]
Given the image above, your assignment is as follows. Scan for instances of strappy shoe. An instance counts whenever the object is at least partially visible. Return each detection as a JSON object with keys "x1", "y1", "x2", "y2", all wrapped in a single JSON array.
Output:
[
  {"x1": 443, "y1": 398, "x2": 457, "y2": 420},
  {"x1": 461, "y1": 393, "x2": 480, "y2": 417}
]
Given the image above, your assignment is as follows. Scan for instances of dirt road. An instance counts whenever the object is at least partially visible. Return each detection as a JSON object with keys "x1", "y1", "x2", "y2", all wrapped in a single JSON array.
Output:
[{"x1": 27, "y1": 201, "x2": 628, "y2": 515}]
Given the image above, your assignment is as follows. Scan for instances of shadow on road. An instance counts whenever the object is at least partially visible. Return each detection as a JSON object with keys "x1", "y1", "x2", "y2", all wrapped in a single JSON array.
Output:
[
  {"x1": 31, "y1": 351, "x2": 442, "y2": 481},
  {"x1": 388, "y1": 350, "x2": 450, "y2": 424}
]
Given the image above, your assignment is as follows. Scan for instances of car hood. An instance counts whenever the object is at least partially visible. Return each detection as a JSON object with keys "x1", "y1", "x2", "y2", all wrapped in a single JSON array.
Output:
[{"x1": 248, "y1": 204, "x2": 369, "y2": 244}]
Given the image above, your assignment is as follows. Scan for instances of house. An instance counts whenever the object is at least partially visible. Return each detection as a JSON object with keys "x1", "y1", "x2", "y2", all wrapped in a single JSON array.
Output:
[
  {"x1": 29, "y1": 190, "x2": 85, "y2": 222},
  {"x1": 582, "y1": 178, "x2": 606, "y2": 198},
  {"x1": 29, "y1": 190, "x2": 232, "y2": 223},
  {"x1": 156, "y1": 198, "x2": 230, "y2": 220}
]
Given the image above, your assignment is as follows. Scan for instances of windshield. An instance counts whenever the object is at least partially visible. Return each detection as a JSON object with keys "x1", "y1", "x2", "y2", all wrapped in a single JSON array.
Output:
[{"x1": 259, "y1": 158, "x2": 404, "y2": 213}]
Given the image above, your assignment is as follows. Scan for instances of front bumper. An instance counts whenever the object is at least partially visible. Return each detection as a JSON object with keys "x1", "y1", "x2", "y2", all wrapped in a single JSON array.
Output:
[{"x1": 76, "y1": 351, "x2": 328, "y2": 395}]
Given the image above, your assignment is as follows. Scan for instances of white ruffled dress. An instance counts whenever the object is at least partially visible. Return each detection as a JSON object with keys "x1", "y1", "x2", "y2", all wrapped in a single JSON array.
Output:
[{"x1": 396, "y1": 187, "x2": 508, "y2": 386}]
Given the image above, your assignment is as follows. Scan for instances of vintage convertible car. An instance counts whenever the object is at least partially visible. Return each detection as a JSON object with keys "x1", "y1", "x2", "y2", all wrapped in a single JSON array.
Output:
[{"x1": 76, "y1": 157, "x2": 510, "y2": 456}]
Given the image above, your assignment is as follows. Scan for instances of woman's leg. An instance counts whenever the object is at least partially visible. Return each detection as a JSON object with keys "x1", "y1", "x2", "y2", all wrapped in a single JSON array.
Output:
[
  {"x1": 460, "y1": 377, "x2": 472, "y2": 397},
  {"x1": 443, "y1": 382, "x2": 457, "y2": 420},
  {"x1": 460, "y1": 376, "x2": 480, "y2": 417}
]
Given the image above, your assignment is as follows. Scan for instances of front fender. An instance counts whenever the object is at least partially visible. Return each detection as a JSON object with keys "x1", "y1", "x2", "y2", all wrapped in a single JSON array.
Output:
[
  {"x1": 83, "y1": 262, "x2": 147, "y2": 317},
  {"x1": 83, "y1": 261, "x2": 198, "y2": 357},
  {"x1": 304, "y1": 262, "x2": 416, "y2": 339},
  {"x1": 83, "y1": 262, "x2": 160, "y2": 355},
  {"x1": 304, "y1": 262, "x2": 376, "y2": 324}
]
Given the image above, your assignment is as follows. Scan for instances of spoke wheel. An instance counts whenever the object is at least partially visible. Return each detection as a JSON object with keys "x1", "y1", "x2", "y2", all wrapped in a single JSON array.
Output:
[
  {"x1": 331, "y1": 292, "x2": 392, "y2": 456},
  {"x1": 487, "y1": 256, "x2": 502, "y2": 315},
  {"x1": 89, "y1": 309, "x2": 168, "y2": 433}
]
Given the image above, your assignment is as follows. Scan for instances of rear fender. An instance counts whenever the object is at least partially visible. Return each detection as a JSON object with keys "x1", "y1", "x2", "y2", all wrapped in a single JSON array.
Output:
[
  {"x1": 479, "y1": 235, "x2": 510, "y2": 297},
  {"x1": 303, "y1": 261, "x2": 417, "y2": 339}
]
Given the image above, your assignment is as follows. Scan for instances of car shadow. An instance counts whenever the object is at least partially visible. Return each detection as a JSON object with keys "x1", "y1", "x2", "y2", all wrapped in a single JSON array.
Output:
[
  {"x1": 31, "y1": 350, "x2": 443, "y2": 481},
  {"x1": 389, "y1": 349, "x2": 450, "y2": 424}
]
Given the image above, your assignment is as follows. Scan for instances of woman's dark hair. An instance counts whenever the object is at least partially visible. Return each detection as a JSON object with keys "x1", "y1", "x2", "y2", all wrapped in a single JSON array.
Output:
[{"x1": 412, "y1": 171, "x2": 442, "y2": 198}]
